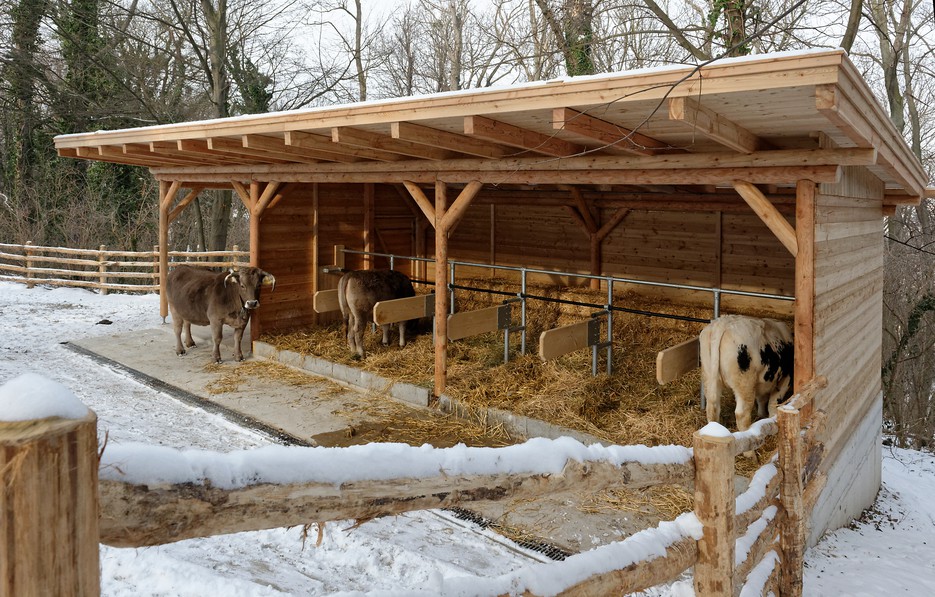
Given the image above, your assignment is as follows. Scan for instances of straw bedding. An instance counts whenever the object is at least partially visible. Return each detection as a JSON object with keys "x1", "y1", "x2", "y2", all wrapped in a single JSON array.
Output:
[{"x1": 260, "y1": 279, "x2": 782, "y2": 474}]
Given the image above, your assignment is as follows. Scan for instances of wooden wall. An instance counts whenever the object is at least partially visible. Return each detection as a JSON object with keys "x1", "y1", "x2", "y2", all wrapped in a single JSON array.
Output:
[
  {"x1": 257, "y1": 183, "x2": 798, "y2": 334},
  {"x1": 807, "y1": 165, "x2": 885, "y2": 545}
]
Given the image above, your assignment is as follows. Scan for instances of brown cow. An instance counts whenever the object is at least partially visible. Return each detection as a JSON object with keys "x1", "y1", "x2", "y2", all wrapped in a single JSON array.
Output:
[
  {"x1": 699, "y1": 314, "x2": 794, "y2": 435},
  {"x1": 167, "y1": 265, "x2": 276, "y2": 363},
  {"x1": 338, "y1": 269, "x2": 415, "y2": 358}
]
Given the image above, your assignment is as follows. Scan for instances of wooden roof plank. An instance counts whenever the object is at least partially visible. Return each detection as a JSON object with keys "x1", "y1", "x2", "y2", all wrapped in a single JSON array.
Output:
[
  {"x1": 242, "y1": 134, "x2": 346, "y2": 163},
  {"x1": 552, "y1": 107, "x2": 669, "y2": 156},
  {"x1": 668, "y1": 97, "x2": 763, "y2": 153},
  {"x1": 464, "y1": 115, "x2": 583, "y2": 157},
  {"x1": 391, "y1": 121, "x2": 510, "y2": 159},
  {"x1": 205, "y1": 137, "x2": 300, "y2": 164},
  {"x1": 285, "y1": 130, "x2": 404, "y2": 162},
  {"x1": 332, "y1": 126, "x2": 454, "y2": 160}
]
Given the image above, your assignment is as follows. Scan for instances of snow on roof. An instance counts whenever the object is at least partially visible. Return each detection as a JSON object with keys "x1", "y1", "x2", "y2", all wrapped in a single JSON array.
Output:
[{"x1": 0, "y1": 372, "x2": 90, "y2": 422}]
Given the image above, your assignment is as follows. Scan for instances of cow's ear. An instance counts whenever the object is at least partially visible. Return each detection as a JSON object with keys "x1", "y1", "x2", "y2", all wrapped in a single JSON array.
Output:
[
  {"x1": 224, "y1": 269, "x2": 238, "y2": 287},
  {"x1": 260, "y1": 270, "x2": 276, "y2": 292}
]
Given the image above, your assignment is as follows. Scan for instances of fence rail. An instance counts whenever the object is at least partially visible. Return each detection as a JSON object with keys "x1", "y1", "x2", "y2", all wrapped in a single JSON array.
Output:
[{"x1": 0, "y1": 242, "x2": 249, "y2": 294}]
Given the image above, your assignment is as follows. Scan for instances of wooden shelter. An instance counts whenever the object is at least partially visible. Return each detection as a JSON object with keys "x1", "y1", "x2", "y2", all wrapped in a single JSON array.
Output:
[{"x1": 55, "y1": 49, "x2": 933, "y2": 546}]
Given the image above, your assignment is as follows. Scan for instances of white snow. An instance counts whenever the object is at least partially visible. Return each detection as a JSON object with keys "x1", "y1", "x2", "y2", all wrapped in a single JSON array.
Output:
[
  {"x1": 698, "y1": 421, "x2": 731, "y2": 437},
  {"x1": 0, "y1": 371, "x2": 90, "y2": 421},
  {"x1": 2, "y1": 279, "x2": 934, "y2": 596}
]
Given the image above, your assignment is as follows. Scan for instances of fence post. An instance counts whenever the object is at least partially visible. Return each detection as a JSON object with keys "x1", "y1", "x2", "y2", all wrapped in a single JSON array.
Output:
[
  {"x1": 98, "y1": 245, "x2": 108, "y2": 296},
  {"x1": 231, "y1": 244, "x2": 240, "y2": 268},
  {"x1": 778, "y1": 405, "x2": 805, "y2": 597},
  {"x1": 693, "y1": 425, "x2": 736, "y2": 596},
  {"x1": 0, "y1": 410, "x2": 101, "y2": 596},
  {"x1": 24, "y1": 241, "x2": 35, "y2": 289}
]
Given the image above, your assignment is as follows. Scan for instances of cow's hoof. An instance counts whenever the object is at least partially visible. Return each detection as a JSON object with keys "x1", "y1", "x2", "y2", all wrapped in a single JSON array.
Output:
[
  {"x1": 176, "y1": 351, "x2": 185, "y2": 357},
  {"x1": 351, "y1": 353, "x2": 362, "y2": 361}
]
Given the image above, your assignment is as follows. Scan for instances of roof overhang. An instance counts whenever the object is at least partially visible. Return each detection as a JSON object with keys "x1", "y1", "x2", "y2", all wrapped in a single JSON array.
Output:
[{"x1": 54, "y1": 49, "x2": 932, "y2": 206}]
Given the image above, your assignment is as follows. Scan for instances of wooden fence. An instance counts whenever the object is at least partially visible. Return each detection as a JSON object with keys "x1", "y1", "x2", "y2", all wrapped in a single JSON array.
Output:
[
  {"x1": 1, "y1": 377, "x2": 828, "y2": 597},
  {"x1": 0, "y1": 242, "x2": 249, "y2": 294}
]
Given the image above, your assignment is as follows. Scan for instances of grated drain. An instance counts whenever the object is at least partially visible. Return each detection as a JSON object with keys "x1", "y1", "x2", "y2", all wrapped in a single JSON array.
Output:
[{"x1": 444, "y1": 507, "x2": 572, "y2": 561}]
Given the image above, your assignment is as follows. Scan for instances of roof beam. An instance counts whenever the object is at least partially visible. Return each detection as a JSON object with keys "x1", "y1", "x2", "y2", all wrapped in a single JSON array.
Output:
[
  {"x1": 147, "y1": 141, "x2": 228, "y2": 165},
  {"x1": 734, "y1": 180, "x2": 797, "y2": 256},
  {"x1": 74, "y1": 146, "x2": 173, "y2": 168},
  {"x1": 242, "y1": 134, "x2": 349, "y2": 163},
  {"x1": 332, "y1": 126, "x2": 454, "y2": 160},
  {"x1": 552, "y1": 108, "x2": 670, "y2": 156},
  {"x1": 391, "y1": 122, "x2": 510, "y2": 159},
  {"x1": 668, "y1": 97, "x2": 763, "y2": 153},
  {"x1": 122, "y1": 143, "x2": 217, "y2": 166},
  {"x1": 205, "y1": 137, "x2": 299, "y2": 164},
  {"x1": 464, "y1": 115, "x2": 583, "y2": 157},
  {"x1": 175, "y1": 140, "x2": 263, "y2": 164},
  {"x1": 285, "y1": 131, "x2": 404, "y2": 162}
]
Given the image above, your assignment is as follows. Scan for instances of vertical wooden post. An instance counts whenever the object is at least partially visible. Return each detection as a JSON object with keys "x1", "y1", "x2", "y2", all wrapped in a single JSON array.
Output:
[
  {"x1": 434, "y1": 181, "x2": 449, "y2": 399},
  {"x1": 158, "y1": 181, "x2": 170, "y2": 321},
  {"x1": 24, "y1": 241, "x2": 34, "y2": 288},
  {"x1": 249, "y1": 181, "x2": 260, "y2": 267},
  {"x1": 98, "y1": 245, "x2": 108, "y2": 296},
  {"x1": 363, "y1": 183, "x2": 375, "y2": 270},
  {"x1": 795, "y1": 180, "x2": 816, "y2": 407},
  {"x1": 779, "y1": 405, "x2": 805, "y2": 597},
  {"x1": 152, "y1": 245, "x2": 159, "y2": 297},
  {"x1": 693, "y1": 426, "x2": 736, "y2": 597},
  {"x1": 589, "y1": 233, "x2": 601, "y2": 290},
  {"x1": 0, "y1": 411, "x2": 100, "y2": 597},
  {"x1": 489, "y1": 204, "x2": 496, "y2": 279},
  {"x1": 231, "y1": 245, "x2": 240, "y2": 268},
  {"x1": 311, "y1": 183, "x2": 320, "y2": 325}
]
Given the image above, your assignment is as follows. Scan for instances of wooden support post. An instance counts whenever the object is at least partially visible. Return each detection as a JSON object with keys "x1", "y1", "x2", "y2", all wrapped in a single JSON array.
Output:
[
  {"x1": 1, "y1": 410, "x2": 100, "y2": 597},
  {"x1": 364, "y1": 183, "x2": 375, "y2": 270},
  {"x1": 312, "y1": 183, "x2": 320, "y2": 325},
  {"x1": 249, "y1": 181, "x2": 260, "y2": 267},
  {"x1": 693, "y1": 427, "x2": 736, "y2": 597},
  {"x1": 434, "y1": 181, "x2": 449, "y2": 399},
  {"x1": 24, "y1": 241, "x2": 34, "y2": 289},
  {"x1": 98, "y1": 245, "x2": 108, "y2": 296},
  {"x1": 795, "y1": 180, "x2": 816, "y2": 405},
  {"x1": 158, "y1": 181, "x2": 173, "y2": 321},
  {"x1": 778, "y1": 405, "x2": 805, "y2": 597}
]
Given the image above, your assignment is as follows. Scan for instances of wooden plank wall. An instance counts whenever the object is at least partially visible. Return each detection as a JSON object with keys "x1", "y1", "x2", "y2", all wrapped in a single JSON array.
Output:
[
  {"x1": 807, "y1": 165, "x2": 885, "y2": 545},
  {"x1": 259, "y1": 183, "x2": 799, "y2": 332}
]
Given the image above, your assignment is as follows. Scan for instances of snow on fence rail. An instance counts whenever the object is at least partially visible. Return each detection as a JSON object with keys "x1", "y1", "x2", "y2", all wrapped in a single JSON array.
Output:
[
  {"x1": 2, "y1": 376, "x2": 831, "y2": 596},
  {"x1": 0, "y1": 242, "x2": 249, "y2": 294}
]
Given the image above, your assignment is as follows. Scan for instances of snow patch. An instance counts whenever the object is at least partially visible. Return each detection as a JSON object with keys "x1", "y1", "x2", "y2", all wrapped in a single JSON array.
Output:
[{"x1": 0, "y1": 372, "x2": 89, "y2": 421}]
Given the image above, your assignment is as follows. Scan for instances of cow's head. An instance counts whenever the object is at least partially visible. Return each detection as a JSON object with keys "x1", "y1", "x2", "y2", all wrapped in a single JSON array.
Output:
[{"x1": 225, "y1": 267, "x2": 276, "y2": 310}]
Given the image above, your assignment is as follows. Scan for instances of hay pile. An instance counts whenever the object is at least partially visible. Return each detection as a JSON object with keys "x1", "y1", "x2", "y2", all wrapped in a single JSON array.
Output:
[{"x1": 262, "y1": 279, "x2": 788, "y2": 460}]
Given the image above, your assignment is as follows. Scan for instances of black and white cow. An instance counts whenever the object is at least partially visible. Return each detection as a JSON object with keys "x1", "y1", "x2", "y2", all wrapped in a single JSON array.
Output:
[{"x1": 699, "y1": 314, "x2": 794, "y2": 434}]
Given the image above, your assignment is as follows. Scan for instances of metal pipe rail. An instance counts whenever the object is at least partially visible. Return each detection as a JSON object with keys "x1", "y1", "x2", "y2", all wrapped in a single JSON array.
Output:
[{"x1": 340, "y1": 248, "x2": 794, "y2": 375}]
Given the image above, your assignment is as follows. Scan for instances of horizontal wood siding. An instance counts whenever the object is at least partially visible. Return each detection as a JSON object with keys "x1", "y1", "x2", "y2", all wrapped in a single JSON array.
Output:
[
  {"x1": 257, "y1": 184, "x2": 316, "y2": 333},
  {"x1": 809, "y1": 165, "x2": 884, "y2": 544}
]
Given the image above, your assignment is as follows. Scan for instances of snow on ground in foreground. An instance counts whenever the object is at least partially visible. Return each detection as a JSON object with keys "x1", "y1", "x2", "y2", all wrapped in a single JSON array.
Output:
[{"x1": 1, "y1": 280, "x2": 934, "y2": 595}]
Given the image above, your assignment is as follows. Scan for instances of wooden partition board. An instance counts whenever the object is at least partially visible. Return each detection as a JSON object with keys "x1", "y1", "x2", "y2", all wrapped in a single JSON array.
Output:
[
  {"x1": 314, "y1": 289, "x2": 340, "y2": 313},
  {"x1": 539, "y1": 320, "x2": 592, "y2": 361},
  {"x1": 448, "y1": 305, "x2": 503, "y2": 341},
  {"x1": 374, "y1": 294, "x2": 434, "y2": 325},
  {"x1": 656, "y1": 337, "x2": 700, "y2": 385}
]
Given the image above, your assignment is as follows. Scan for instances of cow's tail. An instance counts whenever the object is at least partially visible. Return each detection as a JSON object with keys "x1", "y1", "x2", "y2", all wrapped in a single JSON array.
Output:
[
  {"x1": 337, "y1": 273, "x2": 350, "y2": 339},
  {"x1": 699, "y1": 319, "x2": 727, "y2": 424}
]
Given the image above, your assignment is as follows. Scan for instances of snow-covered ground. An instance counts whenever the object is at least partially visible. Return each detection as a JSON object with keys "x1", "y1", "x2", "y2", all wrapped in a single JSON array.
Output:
[{"x1": 1, "y1": 280, "x2": 933, "y2": 595}]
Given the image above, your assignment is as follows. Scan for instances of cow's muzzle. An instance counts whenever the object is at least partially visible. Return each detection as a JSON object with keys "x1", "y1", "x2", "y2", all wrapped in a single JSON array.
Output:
[{"x1": 244, "y1": 300, "x2": 259, "y2": 310}]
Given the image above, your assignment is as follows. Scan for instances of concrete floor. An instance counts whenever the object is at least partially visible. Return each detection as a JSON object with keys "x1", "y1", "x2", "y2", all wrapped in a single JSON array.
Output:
[{"x1": 69, "y1": 323, "x2": 675, "y2": 557}]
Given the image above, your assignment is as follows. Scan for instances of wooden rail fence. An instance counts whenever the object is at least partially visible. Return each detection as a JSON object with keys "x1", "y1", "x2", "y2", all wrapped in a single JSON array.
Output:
[
  {"x1": 0, "y1": 242, "x2": 248, "y2": 294},
  {"x1": 1, "y1": 377, "x2": 829, "y2": 596}
]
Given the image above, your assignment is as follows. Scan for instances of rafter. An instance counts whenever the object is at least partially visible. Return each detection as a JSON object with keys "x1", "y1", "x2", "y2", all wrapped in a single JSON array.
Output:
[
  {"x1": 242, "y1": 134, "x2": 347, "y2": 163},
  {"x1": 121, "y1": 143, "x2": 215, "y2": 166},
  {"x1": 205, "y1": 138, "x2": 298, "y2": 164},
  {"x1": 332, "y1": 127, "x2": 454, "y2": 160},
  {"x1": 464, "y1": 115, "x2": 583, "y2": 158},
  {"x1": 176, "y1": 139, "x2": 264, "y2": 164},
  {"x1": 149, "y1": 141, "x2": 229, "y2": 165},
  {"x1": 285, "y1": 131, "x2": 403, "y2": 162},
  {"x1": 552, "y1": 108, "x2": 670, "y2": 156},
  {"x1": 668, "y1": 97, "x2": 763, "y2": 153},
  {"x1": 391, "y1": 122, "x2": 510, "y2": 159}
]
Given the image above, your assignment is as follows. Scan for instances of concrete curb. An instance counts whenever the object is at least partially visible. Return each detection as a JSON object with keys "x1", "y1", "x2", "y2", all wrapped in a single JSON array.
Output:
[{"x1": 254, "y1": 340, "x2": 609, "y2": 446}]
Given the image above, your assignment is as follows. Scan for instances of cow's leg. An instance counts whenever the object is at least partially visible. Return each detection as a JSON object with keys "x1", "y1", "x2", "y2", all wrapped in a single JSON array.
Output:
[
  {"x1": 210, "y1": 320, "x2": 224, "y2": 363},
  {"x1": 233, "y1": 325, "x2": 245, "y2": 362},
  {"x1": 183, "y1": 321, "x2": 196, "y2": 348},
  {"x1": 398, "y1": 321, "x2": 407, "y2": 347},
  {"x1": 351, "y1": 312, "x2": 367, "y2": 358},
  {"x1": 171, "y1": 313, "x2": 186, "y2": 356},
  {"x1": 734, "y1": 382, "x2": 758, "y2": 458},
  {"x1": 380, "y1": 323, "x2": 391, "y2": 346}
]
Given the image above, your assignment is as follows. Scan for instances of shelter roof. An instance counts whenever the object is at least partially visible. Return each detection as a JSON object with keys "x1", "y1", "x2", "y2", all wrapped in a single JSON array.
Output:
[{"x1": 54, "y1": 49, "x2": 933, "y2": 205}]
